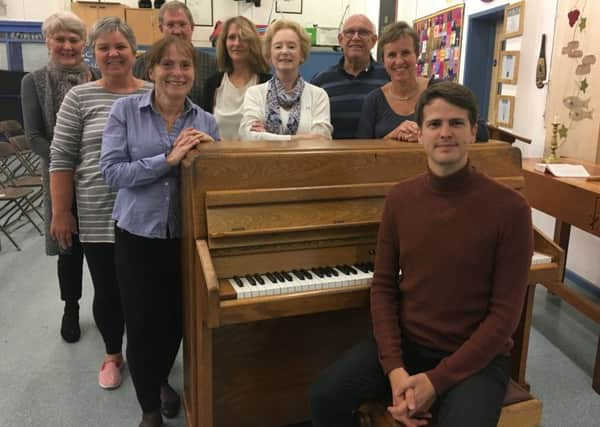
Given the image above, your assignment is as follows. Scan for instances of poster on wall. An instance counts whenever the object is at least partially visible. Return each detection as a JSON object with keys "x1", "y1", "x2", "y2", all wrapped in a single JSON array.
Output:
[
  {"x1": 185, "y1": 0, "x2": 214, "y2": 27},
  {"x1": 413, "y1": 4, "x2": 464, "y2": 82},
  {"x1": 276, "y1": 0, "x2": 303, "y2": 14},
  {"x1": 498, "y1": 51, "x2": 520, "y2": 84}
]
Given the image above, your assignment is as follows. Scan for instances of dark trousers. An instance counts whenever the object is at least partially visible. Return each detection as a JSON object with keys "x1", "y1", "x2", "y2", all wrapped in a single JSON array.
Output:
[
  {"x1": 114, "y1": 226, "x2": 183, "y2": 413},
  {"x1": 310, "y1": 337, "x2": 509, "y2": 427},
  {"x1": 57, "y1": 201, "x2": 84, "y2": 303},
  {"x1": 81, "y1": 242, "x2": 124, "y2": 355},
  {"x1": 57, "y1": 231, "x2": 84, "y2": 302}
]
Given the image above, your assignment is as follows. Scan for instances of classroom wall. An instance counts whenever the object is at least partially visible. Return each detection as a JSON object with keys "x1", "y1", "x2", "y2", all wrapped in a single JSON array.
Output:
[{"x1": 1, "y1": 0, "x2": 375, "y2": 46}]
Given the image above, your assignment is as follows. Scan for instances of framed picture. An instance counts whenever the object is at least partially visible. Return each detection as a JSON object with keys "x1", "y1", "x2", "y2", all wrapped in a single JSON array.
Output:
[
  {"x1": 498, "y1": 51, "x2": 520, "y2": 84},
  {"x1": 276, "y1": 0, "x2": 303, "y2": 14},
  {"x1": 185, "y1": 0, "x2": 214, "y2": 27},
  {"x1": 503, "y1": 1, "x2": 525, "y2": 39},
  {"x1": 497, "y1": 95, "x2": 515, "y2": 128}
]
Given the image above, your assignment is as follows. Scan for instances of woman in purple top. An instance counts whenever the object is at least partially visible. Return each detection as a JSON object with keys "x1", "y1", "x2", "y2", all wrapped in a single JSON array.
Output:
[{"x1": 100, "y1": 36, "x2": 219, "y2": 427}]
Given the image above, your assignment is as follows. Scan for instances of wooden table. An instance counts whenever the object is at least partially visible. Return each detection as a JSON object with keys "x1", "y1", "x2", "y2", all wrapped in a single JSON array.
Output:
[{"x1": 522, "y1": 158, "x2": 600, "y2": 393}]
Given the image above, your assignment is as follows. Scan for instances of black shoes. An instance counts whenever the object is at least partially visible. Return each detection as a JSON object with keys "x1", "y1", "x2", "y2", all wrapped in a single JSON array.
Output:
[
  {"x1": 139, "y1": 411, "x2": 162, "y2": 427},
  {"x1": 60, "y1": 307, "x2": 80, "y2": 343},
  {"x1": 160, "y1": 383, "x2": 181, "y2": 419}
]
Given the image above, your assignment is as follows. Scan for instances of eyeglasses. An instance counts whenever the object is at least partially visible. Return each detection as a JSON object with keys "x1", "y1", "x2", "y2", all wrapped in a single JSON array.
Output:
[{"x1": 342, "y1": 29, "x2": 373, "y2": 39}]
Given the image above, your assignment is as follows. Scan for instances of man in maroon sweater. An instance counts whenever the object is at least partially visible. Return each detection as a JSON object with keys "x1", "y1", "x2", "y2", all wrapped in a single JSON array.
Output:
[{"x1": 310, "y1": 81, "x2": 533, "y2": 427}]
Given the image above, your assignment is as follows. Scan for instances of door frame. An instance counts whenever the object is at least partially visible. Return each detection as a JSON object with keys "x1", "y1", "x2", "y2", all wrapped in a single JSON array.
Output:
[{"x1": 463, "y1": 5, "x2": 506, "y2": 121}]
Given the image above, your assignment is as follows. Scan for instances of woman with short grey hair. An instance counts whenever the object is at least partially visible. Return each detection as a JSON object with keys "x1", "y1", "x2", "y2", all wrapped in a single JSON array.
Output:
[
  {"x1": 87, "y1": 15, "x2": 138, "y2": 53},
  {"x1": 21, "y1": 11, "x2": 98, "y2": 345},
  {"x1": 49, "y1": 16, "x2": 152, "y2": 391}
]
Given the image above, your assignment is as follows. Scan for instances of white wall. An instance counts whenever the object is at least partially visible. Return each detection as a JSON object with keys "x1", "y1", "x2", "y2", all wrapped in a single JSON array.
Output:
[{"x1": 2, "y1": 0, "x2": 374, "y2": 45}]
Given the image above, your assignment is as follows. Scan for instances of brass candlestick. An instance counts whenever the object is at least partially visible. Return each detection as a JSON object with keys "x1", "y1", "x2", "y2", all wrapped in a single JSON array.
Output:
[{"x1": 544, "y1": 120, "x2": 560, "y2": 163}]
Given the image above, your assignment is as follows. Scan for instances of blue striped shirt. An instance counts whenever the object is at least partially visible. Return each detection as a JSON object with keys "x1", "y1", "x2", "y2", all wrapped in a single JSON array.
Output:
[
  {"x1": 311, "y1": 57, "x2": 389, "y2": 139},
  {"x1": 100, "y1": 91, "x2": 220, "y2": 239}
]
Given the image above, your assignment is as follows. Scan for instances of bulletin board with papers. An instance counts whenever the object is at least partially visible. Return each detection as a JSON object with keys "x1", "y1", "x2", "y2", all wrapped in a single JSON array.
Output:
[{"x1": 413, "y1": 4, "x2": 464, "y2": 82}]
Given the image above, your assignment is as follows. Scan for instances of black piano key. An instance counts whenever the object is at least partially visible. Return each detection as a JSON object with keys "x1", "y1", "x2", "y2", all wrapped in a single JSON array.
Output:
[
  {"x1": 344, "y1": 264, "x2": 358, "y2": 274},
  {"x1": 356, "y1": 263, "x2": 369, "y2": 273},
  {"x1": 273, "y1": 271, "x2": 285, "y2": 282},
  {"x1": 327, "y1": 267, "x2": 339, "y2": 276},
  {"x1": 254, "y1": 274, "x2": 265, "y2": 285},
  {"x1": 281, "y1": 271, "x2": 293, "y2": 282},
  {"x1": 321, "y1": 267, "x2": 332, "y2": 277},
  {"x1": 300, "y1": 269, "x2": 313, "y2": 279},
  {"x1": 336, "y1": 264, "x2": 350, "y2": 275},
  {"x1": 233, "y1": 276, "x2": 243, "y2": 287},
  {"x1": 311, "y1": 268, "x2": 324, "y2": 278},
  {"x1": 366, "y1": 262, "x2": 375, "y2": 272},
  {"x1": 292, "y1": 269, "x2": 305, "y2": 280},
  {"x1": 245, "y1": 275, "x2": 256, "y2": 286},
  {"x1": 266, "y1": 272, "x2": 277, "y2": 283}
]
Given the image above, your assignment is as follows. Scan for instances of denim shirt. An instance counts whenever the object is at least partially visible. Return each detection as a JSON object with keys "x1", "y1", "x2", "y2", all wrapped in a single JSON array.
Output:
[{"x1": 100, "y1": 90, "x2": 220, "y2": 239}]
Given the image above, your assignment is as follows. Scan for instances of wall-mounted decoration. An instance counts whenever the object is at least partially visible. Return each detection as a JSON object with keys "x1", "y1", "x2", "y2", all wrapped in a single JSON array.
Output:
[
  {"x1": 498, "y1": 50, "x2": 520, "y2": 84},
  {"x1": 276, "y1": 0, "x2": 303, "y2": 14},
  {"x1": 184, "y1": 0, "x2": 214, "y2": 27},
  {"x1": 497, "y1": 95, "x2": 515, "y2": 128},
  {"x1": 503, "y1": 1, "x2": 525, "y2": 39},
  {"x1": 413, "y1": 4, "x2": 464, "y2": 82},
  {"x1": 545, "y1": 0, "x2": 599, "y2": 162}
]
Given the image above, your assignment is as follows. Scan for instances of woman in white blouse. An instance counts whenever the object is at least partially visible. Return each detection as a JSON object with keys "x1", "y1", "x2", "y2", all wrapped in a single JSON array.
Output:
[
  {"x1": 202, "y1": 16, "x2": 270, "y2": 140},
  {"x1": 239, "y1": 19, "x2": 332, "y2": 141}
]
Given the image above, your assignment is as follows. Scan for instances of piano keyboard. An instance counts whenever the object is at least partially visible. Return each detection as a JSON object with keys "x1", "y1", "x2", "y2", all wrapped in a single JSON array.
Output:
[
  {"x1": 228, "y1": 263, "x2": 375, "y2": 299},
  {"x1": 228, "y1": 252, "x2": 553, "y2": 299}
]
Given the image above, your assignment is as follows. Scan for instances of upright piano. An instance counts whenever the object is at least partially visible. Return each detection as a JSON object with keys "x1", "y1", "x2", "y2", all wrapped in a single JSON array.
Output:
[{"x1": 181, "y1": 140, "x2": 563, "y2": 427}]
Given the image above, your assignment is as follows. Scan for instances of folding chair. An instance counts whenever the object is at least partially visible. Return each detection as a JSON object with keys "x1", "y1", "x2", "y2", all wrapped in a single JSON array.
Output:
[
  {"x1": 0, "y1": 141, "x2": 43, "y2": 220},
  {"x1": 0, "y1": 185, "x2": 43, "y2": 251},
  {"x1": 0, "y1": 120, "x2": 34, "y2": 178},
  {"x1": 8, "y1": 134, "x2": 41, "y2": 177}
]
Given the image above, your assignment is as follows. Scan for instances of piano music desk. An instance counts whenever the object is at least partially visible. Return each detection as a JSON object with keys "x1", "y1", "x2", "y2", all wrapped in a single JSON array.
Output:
[{"x1": 523, "y1": 157, "x2": 600, "y2": 393}]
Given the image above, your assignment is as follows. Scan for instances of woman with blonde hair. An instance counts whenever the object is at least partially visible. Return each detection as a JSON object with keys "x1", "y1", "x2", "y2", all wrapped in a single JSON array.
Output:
[
  {"x1": 202, "y1": 16, "x2": 270, "y2": 140},
  {"x1": 239, "y1": 19, "x2": 332, "y2": 141},
  {"x1": 21, "y1": 11, "x2": 99, "y2": 344}
]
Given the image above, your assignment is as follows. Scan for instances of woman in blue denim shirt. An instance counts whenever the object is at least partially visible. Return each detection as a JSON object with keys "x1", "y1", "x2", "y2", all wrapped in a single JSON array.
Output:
[{"x1": 100, "y1": 36, "x2": 219, "y2": 427}]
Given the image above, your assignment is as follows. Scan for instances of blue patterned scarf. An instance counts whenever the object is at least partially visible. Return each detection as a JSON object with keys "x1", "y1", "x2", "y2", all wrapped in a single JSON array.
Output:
[{"x1": 264, "y1": 76, "x2": 305, "y2": 135}]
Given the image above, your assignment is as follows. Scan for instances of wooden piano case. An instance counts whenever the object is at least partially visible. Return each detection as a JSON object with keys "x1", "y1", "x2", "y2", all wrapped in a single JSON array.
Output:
[{"x1": 180, "y1": 140, "x2": 563, "y2": 427}]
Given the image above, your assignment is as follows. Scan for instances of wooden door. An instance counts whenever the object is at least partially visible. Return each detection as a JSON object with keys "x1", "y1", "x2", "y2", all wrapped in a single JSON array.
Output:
[
  {"x1": 126, "y1": 8, "x2": 159, "y2": 46},
  {"x1": 95, "y1": 4, "x2": 126, "y2": 22}
]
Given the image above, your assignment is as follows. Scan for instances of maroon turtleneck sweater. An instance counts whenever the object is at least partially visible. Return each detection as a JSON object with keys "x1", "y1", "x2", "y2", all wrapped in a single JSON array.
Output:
[{"x1": 370, "y1": 163, "x2": 533, "y2": 395}]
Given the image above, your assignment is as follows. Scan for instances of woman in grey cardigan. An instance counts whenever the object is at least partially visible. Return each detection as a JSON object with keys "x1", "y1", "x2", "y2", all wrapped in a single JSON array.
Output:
[{"x1": 20, "y1": 12, "x2": 98, "y2": 344}]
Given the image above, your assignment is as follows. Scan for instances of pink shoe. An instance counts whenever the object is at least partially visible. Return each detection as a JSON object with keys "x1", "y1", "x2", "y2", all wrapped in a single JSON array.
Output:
[{"x1": 98, "y1": 359, "x2": 123, "y2": 389}]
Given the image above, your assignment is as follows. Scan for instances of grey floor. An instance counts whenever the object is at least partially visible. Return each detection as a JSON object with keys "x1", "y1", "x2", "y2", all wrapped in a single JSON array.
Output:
[{"x1": 1, "y1": 225, "x2": 600, "y2": 427}]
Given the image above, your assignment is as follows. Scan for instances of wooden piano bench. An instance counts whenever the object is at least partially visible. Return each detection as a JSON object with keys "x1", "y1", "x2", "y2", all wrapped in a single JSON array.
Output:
[{"x1": 354, "y1": 379, "x2": 542, "y2": 427}]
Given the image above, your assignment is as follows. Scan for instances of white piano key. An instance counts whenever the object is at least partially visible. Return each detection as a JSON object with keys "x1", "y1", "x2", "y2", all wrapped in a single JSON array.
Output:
[{"x1": 229, "y1": 278, "x2": 249, "y2": 299}]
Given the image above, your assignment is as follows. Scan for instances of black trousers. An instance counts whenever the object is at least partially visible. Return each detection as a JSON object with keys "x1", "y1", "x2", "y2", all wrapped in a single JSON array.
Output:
[
  {"x1": 57, "y1": 201, "x2": 84, "y2": 303},
  {"x1": 81, "y1": 242, "x2": 124, "y2": 355},
  {"x1": 57, "y1": 231, "x2": 84, "y2": 302},
  {"x1": 114, "y1": 226, "x2": 182, "y2": 413},
  {"x1": 310, "y1": 337, "x2": 509, "y2": 427}
]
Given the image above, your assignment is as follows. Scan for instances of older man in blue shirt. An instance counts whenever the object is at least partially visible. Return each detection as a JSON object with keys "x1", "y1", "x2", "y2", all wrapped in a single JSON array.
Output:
[{"x1": 311, "y1": 14, "x2": 389, "y2": 139}]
